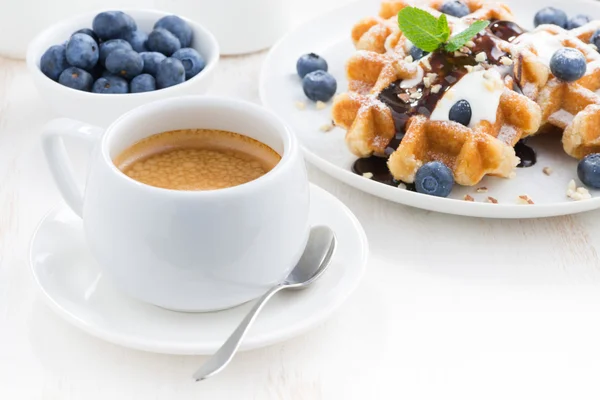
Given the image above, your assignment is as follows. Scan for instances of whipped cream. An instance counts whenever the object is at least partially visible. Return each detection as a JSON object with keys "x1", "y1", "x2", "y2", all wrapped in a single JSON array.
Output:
[
  {"x1": 513, "y1": 30, "x2": 563, "y2": 66},
  {"x1": 430, "y1": 69, "x2": 504, "y2": 127}
]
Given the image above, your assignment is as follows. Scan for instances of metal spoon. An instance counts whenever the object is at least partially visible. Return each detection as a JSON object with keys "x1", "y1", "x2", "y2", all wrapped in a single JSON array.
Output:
[{"x1": 193, "y1": 226, "x2": 337, "y2": 382}]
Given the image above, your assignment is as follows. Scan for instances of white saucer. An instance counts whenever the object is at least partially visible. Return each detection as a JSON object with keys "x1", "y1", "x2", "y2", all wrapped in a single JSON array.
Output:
[
  {"x1": 29, "y1": 184, "x2": 368, "y2": 355},
  {"x1": 260, "y1": 0, "x2": 600, "y2": 218}
]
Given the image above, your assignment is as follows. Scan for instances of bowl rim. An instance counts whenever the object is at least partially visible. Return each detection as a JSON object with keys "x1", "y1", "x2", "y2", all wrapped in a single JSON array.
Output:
[{"x1": 26, "y1": 8, "x2": 220, "y2": 97}]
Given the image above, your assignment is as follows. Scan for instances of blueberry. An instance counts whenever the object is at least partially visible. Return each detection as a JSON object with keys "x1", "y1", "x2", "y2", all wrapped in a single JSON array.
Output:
[
  {"x1": 439, "y1": 1, "x2": 470, "y2": 18},
  {"x1": 65, "y1": 33, "x2": 99, "y2": 70},
  {"x1": 73, "y1": 28, "x2": 99, "y2": 44},
  {"x1": 99, "y1": 39, "x2": 132, "y2": 66},
  {"x1": 40, "y1": 44, "x2": 69, "y2": 81},
  {"x1": 578, "y1": 153, "x2": 600, "y2": 188},
  {"x1": 414, "y1": 161, "x2": 454, "y2": 197},
  {"x1": 154, "y1": 15, "x2": 193, "y2": 48},
  {"x1": 147, "y1": 28, "x2": 181, "y2": 56},
  {"x1": 534, "y1": 7, "x2": 568, "y2": 28},
  {"x1": 139, "y1": 51, "x2": 167, "y2": 76},
  {"x1": 156, "y1": 58, "x2": 185, "y2": 88},
  {"x1": 92, "y1": 75, "x2": 129, "y2": 94},
  {"x1": 296, "y1": 53, "x2": 328, "y2": 78},
  {"x1": 58, "y1": 67, "x2": 93, "y2": 91},
  {"x1": 302, "y1": 70, "x2": 337, "y2": 102},
  {"x1": 92, "y1": 11, "x2": 137, "y2": 41},
  {"x1": 550, "y1": 48, "x2": 586, "y2": 82},
  {"x1": 567, "y1": 14, "x2": 591, "y2": 30},
  {"x1": 130, "y1": 74, "x2": 157, "y2": 93},
  {"x1": 409, "y1": 46, "x2": 429, "y2": 61},
  {"x1": 171, "y1": 48, "x2": 205, "y2": 79},
  {"x1": 591, "y1": 30, "x2": 600, "y2": 50},
  {"x1": 105, "y1": 48, "x2": 144, "y2": 80},
  {"x1": 449, "y1": 99, "x2": 472, "y2": 126},
  {"x1": 123, "y1": 30, "x2": 148, "y2": 52}
]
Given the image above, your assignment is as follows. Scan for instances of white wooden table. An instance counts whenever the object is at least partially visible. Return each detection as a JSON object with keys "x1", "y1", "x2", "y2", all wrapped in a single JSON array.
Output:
[{"x1": 3, "y1": 1, "x2": 600, "y2": 399}]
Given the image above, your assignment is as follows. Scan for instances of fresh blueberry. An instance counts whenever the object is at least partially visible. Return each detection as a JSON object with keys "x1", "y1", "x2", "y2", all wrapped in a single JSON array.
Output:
[
  {"x1": 92, "y1": 11, "x2": 137, "y2": 40},
  {"x1": 154, "y1": 15, "x2": 193, "y2": 48},
  {"x1": 65, "y1": 33, "x2": 99, "y2": 70},
  {"x1": 73, "y1": 28, "x2": 99, "y2": 44},
  {"x1": 414, "y1": 161, "x2": 454, "y2": 197},
  {"x1": 533, "y1": 7, "x2": 568, "y2": 28},
  {"x1": 550, "y1": 48, "x2": 586, "y2": 82},
  {"x1": 139, "y1": 51, "x2": 167, "y2": 76},
  {"x1": 122, "y1": 30, "x2": 148, "y2": 52},
  {"x1": 105, "y1": 48, "x2": 144, "y2": 80},
  {"x1": 156, "y1": 58, "x2": 185, "y2": 88},
  {"x1": 567, "y1": 14, "x2": 592, "y2": 30},
  {"x1": 171, "y1": 48, "x2": 205, "y2": 79},
  {"x1": 578, "y1": 153, "x2": 600, "y2": 188},
  {"x1": 40, "y1": 44, "x2": 69, "y2": 81},
  {"x1": 92, "y1": 75, "x2": 129, "y2": 94},
  {"x1": 99, "y1": 39, "x2": 132, "y2": 66},
  {"x1": 302, "y1": 70, "x2": 337, "y2": 102},
  {"x1": 296, "y1": 53, "x2": 328, "y2": 78},
  {"x1": 130, "y1": 74, "x2": 157, "y2": 93},
  {"x1": 58, "y1": 67, "x2": 93, "y2": 91},
  {"x1": 449, "y1": 99, "x2": 472, "y2": 126},
  {"x1": 439, "y1": 1, "x2": 470, "y2": 18},
  {"x1": 409, "y1": 46, "x2": 429, "y2": 61},
  {"x1": 591, "y1": 30, "x2": 600, "y2": 50},
  {"x1": 147, "y1": 28, "x2": 181, "y2": 56}
]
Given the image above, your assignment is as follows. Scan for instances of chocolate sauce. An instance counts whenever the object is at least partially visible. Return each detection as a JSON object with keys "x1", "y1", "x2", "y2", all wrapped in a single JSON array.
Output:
[
  {"x1": 488, "y1": 20, "x2": 526, "y2": 43},
  {"x1": 515, "y1": 140, "x2": 537, "y2": 167},
  {"x1": 378, "y1": 32, "x2": 510, "y2": 136},
  {"x1": 352, "y1": 156, "x2": 415, "y2": 190}
]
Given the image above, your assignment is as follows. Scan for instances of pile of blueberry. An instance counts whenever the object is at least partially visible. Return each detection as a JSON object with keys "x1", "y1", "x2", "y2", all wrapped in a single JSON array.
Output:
[
  {"x1": 40, "y1": 11, "x2": 205, "y2": 94},
  {"x1": 296, "y1": 53, "x2": 337, "y2": 102},
  {"x1": 534, "y1": 7, "x2": 593, "y2": 30}
]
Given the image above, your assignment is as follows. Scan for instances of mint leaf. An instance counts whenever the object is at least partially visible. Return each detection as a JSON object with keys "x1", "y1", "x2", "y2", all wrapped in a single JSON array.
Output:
[
  {"x1": 397, "y1": 7, "x2": 448, "y2": 52},
  {"x1": 444, "y1": 20, "x2": 490, "y2": 52}
]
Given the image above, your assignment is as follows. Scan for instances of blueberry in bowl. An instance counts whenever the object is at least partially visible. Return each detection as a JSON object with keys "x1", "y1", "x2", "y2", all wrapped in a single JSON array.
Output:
[{"x1": 27, "y1": 9, "x2": 219, "y2": 126}]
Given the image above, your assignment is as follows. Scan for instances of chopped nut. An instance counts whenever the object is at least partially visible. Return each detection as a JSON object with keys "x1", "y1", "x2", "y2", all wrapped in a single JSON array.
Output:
[
  {"x1": 454, "y1": 51, "x2": 467, "y2": 58},
  {"x1": 543, "y1": 166, "x2": 553, "y2": 176},
  {"x1": 404, "y1": 55, "x2": 414, "y2": 63},
  {"x1": 465, "y1": 65, "x2": 474, "y2": 73},
  {"x1": 459, "y1": 46, "x2": 471, "y2": 54},
  {"x1": 430, "y1": 84, "x2": 442, "y2": 94},
  {"x1": 465, "y1": 40, "x2": 476, "y2": 48},
  {"x1": 500, "y1": 56, "x2": 513, "y2": 66},
  {"x1": 566, "y1": 179, "x2": 592, "y2": 201},
  {"x1": 362, "y1": 172, "x2": 374, "y2": 179},
  {"x1": 475, "y1": 52, "x2": 487, "y2": 63},
  {"x1": 426, "y1": 72, "x2": 438, "y2": 81},
  {"x1": 464, "y1": 194, "x2": 475, "y2": 202},
  {"x1": 398, "y1": 182, "x2": 407, "y2": 190},
  {"x1": 319, "y1": 123, "x2": 334, "y2": 132},
  {"x1": 316, "y1": 101, "x2": 327, "y2": 110},
  {"x1": 423, "y1": 76, "x2": 432, "y2": 88},
  {"x1": 295, "y1": 101, "x2": 306, "y2": 110},
  {"x1": 398, "y1": 93, "x2": 411, "y2": 103},
  {"x1": 476, "y1": 187, "x2": 488, "y2": 193},
  {"x1": 421, "y1": 57, "x2": 432, "y2": 70},
  {"x1": 409, "y1": 91, "x2": 423, "y2": 100},
  {"x1": 487, "y1": 196, "x2": 498, "y2": 204},
  {"x1": 517, "y1": 195, "x2": 534, "y2": 205}
]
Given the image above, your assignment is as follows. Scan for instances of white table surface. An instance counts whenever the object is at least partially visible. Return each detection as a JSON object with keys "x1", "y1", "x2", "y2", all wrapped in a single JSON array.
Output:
[{"x1": 3, "y1": 1, "x2": 600, "y2": 399}]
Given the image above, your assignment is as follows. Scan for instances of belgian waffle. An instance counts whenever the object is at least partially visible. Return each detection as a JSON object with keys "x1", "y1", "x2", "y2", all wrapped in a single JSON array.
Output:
[
  {"x1": 332, "y1": 2, "x2": 542, "y2": 186},
  {"x1": 511, "y1": 23, "x2": 600, "y2": 158}
]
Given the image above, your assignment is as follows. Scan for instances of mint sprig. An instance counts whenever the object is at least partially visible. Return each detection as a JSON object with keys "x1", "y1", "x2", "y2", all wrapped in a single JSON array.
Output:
[{"x1": 397, "y1": 7, "x2": 490, "y2": 53}]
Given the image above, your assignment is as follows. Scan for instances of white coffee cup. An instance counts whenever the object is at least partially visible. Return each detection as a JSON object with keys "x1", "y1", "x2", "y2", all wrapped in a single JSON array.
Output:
[{"x1": 42, "y1": 96, "x2": 310, "y2": 312}]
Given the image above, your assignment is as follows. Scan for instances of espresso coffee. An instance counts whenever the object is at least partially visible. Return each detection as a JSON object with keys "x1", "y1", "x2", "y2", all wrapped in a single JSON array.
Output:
[{"x1": 114, "y1": 129, "x2": 281, "y2": 190}]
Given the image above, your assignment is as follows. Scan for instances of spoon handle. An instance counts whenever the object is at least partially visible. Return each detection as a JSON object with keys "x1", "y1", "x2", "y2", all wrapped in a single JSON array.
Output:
[{"x1": 193, "y1": 284, "x2": 286, "y2": 381}]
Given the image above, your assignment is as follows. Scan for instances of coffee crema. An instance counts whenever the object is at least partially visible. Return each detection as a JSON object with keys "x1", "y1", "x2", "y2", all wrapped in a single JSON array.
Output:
[{"x1": 114, "y1": 129, "x2": 281, "y2": 191}]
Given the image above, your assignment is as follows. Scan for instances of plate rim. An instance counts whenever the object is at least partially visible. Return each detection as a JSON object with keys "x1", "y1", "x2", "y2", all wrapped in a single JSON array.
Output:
[
  {"x1": 259, "y1": 0, "x2": 600, "y2": 219},
  {"x1": 28, "y1": 183, "x2": 369, "y2": 355}
]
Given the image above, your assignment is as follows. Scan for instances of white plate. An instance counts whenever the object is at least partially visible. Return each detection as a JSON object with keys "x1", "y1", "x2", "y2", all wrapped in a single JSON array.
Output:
[
  {"x1": 29, "y1": 184, "x2": 368, "y2": 355},
  {"x1": 260, "y1": 0, "x2": 600, "y2": 218}
]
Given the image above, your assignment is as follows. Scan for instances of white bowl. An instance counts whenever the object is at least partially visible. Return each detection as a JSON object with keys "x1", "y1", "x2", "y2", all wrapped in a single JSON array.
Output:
[{"x1": 26, "y1": 9, "x2": 220, "y2": 127}]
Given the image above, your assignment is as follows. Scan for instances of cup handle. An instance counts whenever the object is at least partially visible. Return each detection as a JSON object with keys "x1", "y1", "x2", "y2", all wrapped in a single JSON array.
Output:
[{"x1": 42, "y1": 118, "x2": 104, "y2": 218}]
